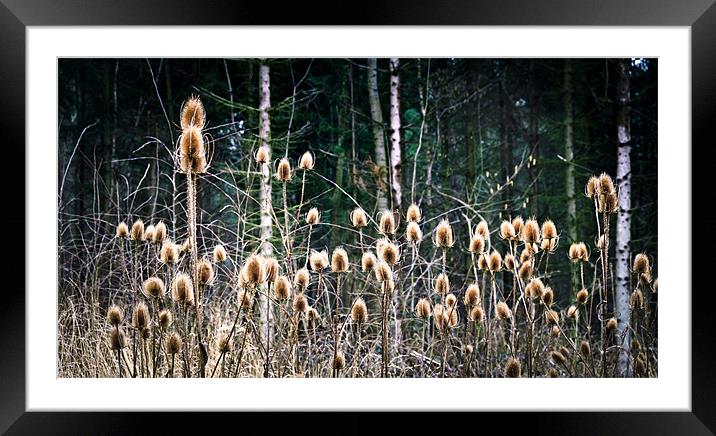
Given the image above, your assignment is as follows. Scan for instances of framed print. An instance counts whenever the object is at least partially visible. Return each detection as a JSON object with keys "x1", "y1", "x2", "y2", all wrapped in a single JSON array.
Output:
[{"x1": 2, "y1": 0, "x2": 714, "y2": 433}]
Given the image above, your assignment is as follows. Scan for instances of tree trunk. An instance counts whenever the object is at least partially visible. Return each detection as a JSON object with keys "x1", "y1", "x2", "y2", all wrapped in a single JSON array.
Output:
[
  {"x1": 615, "y1": 59, "x2": 632, "y2": 377},
  {"x1": 564, "y1": 59, "x2": 577, "y2": 243},
  {"x1": 389, "y1": 58, "x2": 402, "y2": 210},
  {"x1": 258, "y1": 62, "x2": 273, "y2": 344},
  {"x1": 367, "y1": 58, "x2": 389, "y2": 212}
]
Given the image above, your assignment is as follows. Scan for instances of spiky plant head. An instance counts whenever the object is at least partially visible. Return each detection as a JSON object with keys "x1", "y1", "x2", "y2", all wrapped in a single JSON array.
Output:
[
  {"x1": 152, "y1": 221, "x2": 167, "y2": 244},
  {"x1": 406, "y1": 222, "x2": 423, "y2": 243},
  {"x1": 385, "y1": 279, "x2": 395, "y2": 296},
  {"x1": 180, "y1": 239, "x2": 191, "y2": 255},
  {"x1": 580, "y1": 340, "x2": 592, "y2": 358},
  {"x1": 378, "y1": 210, "x2": 398, "y2": 236},
  {"x1": 416, "y1": 298, "x2": 432, "y2": 320},
  {"x1": 167, "y1": 333, "x2": 182, "y2": 355},
  {"x1": 276, "y1": 158, "x2": 292, "y2": 182},
  {"x1": 406, "y1": 203, "x2": 422, "y2": 223},
  {"x1": 606, "y1": 317, "x2": 618, "y2": 332},
  {"x1": 171, "y1": 273, "x2": 195, "y2": 306},
  {"x1": 433, "y1": 304, "x2": 448, "y2": 332},
  {"x1": 254, "y1": 145, "x2": 270, "y2": 165},
  {"x1": 116, "y1": 222, "x2": 129, "y2": 238},
  {"x1": 159, "y1": 240, "x2": 179, "y2": 265},
  {"x1": 541, "y1": 237, "x2": 558, "y2": 253},
  {"x1": 551, "y1": 350, "x2": 566, "y2": 365},
  {"x1": 585, "y1": 175, "x2": 599, "y2": 198},
  {"x1": 633, "y1": 253, "x2": 651, "y2": 275},
  {"x1": 526, "y1": 278, "x2": 545, "y2": 299},
  {"x1": 523, "y1": 218, "x2": 540, "y2": 244},
  {"x1": 464, "y1": 344, "x2": 474, "y2": 355},
  {"x1": 464, "y1": 284, "x2": 480, "y2": 307},
  {"x1": 130, "y1": 219, "x2": 145, "y2": 241},
  {"x1": 376, "y1": 238, "x2": 400, "y2": 266},
  {"x1": 469, "y1": 305, "x2": 484, "y2": 323},
  {"x1": 434, "y1": 273, "x2": 450, "y2": 294},
  {"x1": 143, "y1": 225, "x2": 155, "y2": 242},
  {"x1": 217, "y1": 331, "x2": 232, "y2": 353},
  {"x1": 242, "y1": 254, "x2": 266, "y2": 287},
  {"x1": 543, "y1": 287, "x2": 554, "y2": 306},
  {"x1": 576, "y1": 288, "x2": 589, "y2": 305},
  {"x1": 545, "y1": 309, "x2": 559, "y2": 325},
  {"x1": 309, "y1": 250, "x2": 329, "y2": 272},
  {"x1": 298, "y1": 150, "x2": 315, "y2": 170},
  {"x1": 597, "y1": 172, "x2": 615, "y2": 195},
  {"x1": 331, "y1": 247, "x2": 350, "y2": 273},
  {"x1": 350, "y1": 208, "x2": 368, "y2": 228},
  {"x1": 306, "y1": 307, "x2": 319, "y2": 326},
  {"x1": 180, "y1": 96, "x2": 206, "y2": 130},
  {"x1": 292, "y1": 292, "x2": 308, "y2": 314},
  {"x1": 109, "y1": 328, "x2": 127, "y2": 350},
  {"x1": 445, "y1": 293, "x2": 457, "y2": 308},
  {"x1": 504, "y1": 254, "x2": 516, "y2": 271},
  {"x1": 548, "y1": 368, "x2": 560, "y2": 378},
  {"x1": 434, "y1": 219, "x2": 455, "y2": 248},
  {"x1": 469, "y1": 235, "x2": 485, "y2": 254},
  {"x1": 179, "y1": 125, "x2": 204, "y2": 159},
  {"x1": 512, "y1": 216, "x2": 524, "y2": 238},
  {"x1": 294, "y1": 268, "x2": 311, "y2": 289},
  {"x1": 333, "y1": 351, "x2": 346, "y2": 371},
  {"x1": 475, "y1": 220, "x2": 489, "y2": 240},
  {"x1": 374, "y1": 261, "x2": 392, "y2": 283},
  {"x1": 158, "y1": 309, "x2": 173, "y2": 330},
  {"x1": 306, "y1": 207, "x2": 320, "y2": 226},
  {"x1": 495, "y1": 301, "x2": 512, "y2": 320},
  {"x1": 477, "y1": 254, "x2": 487, "y2": 270},
  {"x1": 263, "y1": 256, "x2": 280, "y2": 283},
  {"x1": 213, "y1": 244, "x2": 227, "y2": 263},
  {"x1": 499, "y1": 220, "x2": 516, "y2": 240},
  {"x1": 274, "y1": 275, "x2": 291, "y2": 300},
  {"x1": 550, "y1": 325, "x2": 560, "y2": 337},
  {"x1": 504, "y1": 357, "x2": 521, "y2": 378},
  {"x1": 351, "y1": 297, "x2": 368, "y2": 324},
  {"x1": 488, "y1": 250, "x2": 502, "y2": 273},
  {"x1": 237, "y1": 289, "x2": 253, "y2": 310},
  {"x1": 143, "y1": 277, "x2": 165, "y2": 299},
  {"x1": 630, "y1": 289, "x2": 645, "y2": 310},
  {"x1": 107, "y1": 305, "x2": 123, "y2": 326},
  {"x1": 541, "y1": 219, "x2": 557, "y2": 241},
  {"x1": 132, "y1": 302, "x2": 150, "y2": 330},
  {"x1": 197, "y1": 260, "x2": 215, "y2": 285},
  {"x1": 519, "y1": 260, "x2": 533, "y2": 281},
  {"x1": 567, "y1": 305, "x2": 578, "y2": 319}
]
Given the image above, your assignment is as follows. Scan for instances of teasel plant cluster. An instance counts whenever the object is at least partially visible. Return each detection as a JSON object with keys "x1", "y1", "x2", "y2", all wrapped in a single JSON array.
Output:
[{"x1": 61, "y1": 96, "x2": 658, "y2": 378}]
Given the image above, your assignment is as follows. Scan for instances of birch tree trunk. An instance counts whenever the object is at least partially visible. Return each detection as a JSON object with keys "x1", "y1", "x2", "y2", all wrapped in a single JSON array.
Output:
[
  {"x1": 615, "y1": 59, "x2": 632, "y2": 377},
  {"x1": 258, "y1": 62, "x2": 273, "y2": 343},
  {"x1": 564, "y1": 59, "x2": 577, "y2": 244},
  {"x1": 367, "y1": 58, "x2": 389, "y2": 212},
  {"x1": 389, "y1": 58, "x2": 402, "y2": 210}
]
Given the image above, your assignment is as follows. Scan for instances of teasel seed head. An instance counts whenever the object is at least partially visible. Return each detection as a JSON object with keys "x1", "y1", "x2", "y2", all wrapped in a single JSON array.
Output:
[
  {"x1": 596, "y1": 234, "x2": 606, "y2": 250},
  {"x1": 406, "y1": 203, "x2": 422, "y2": 223},
  {"x1": 464, "y1": 344, "x2": 474, "y2": 355},
  {"x1": 306, "y1": 307, "x2": 319, "y2": 326},
  {"x1": 512, "y1": 216, "x2": 524, "y2": 238},
  {"x1": 633, "y1": 253, "x2": 651, "y2": 275},
  {"x1": 151, "y1": 221, "x2": 166, "y2": 244},
  {"x1": 630, "y1": 289, "x2": 645, "y2": 310},
  {"x1": 179, "y1": 124, "x2": 205, "y2": 158},
  {"x1": 306, "y1": 207, "x2": 320, "y2": 226},
  {"x1": 109, "y1": 328, "x2": 127, "y2": 350},
  {"x1": 351, "y1": 298, "x2": 368, "y2": 324},
  {"x1": 504, "y1": 254, "x2": 516, "y2": 271},
  {"x1": 331, "y1": 247, "x2": 350, "y2": 273},
  {"x1": 606, "y1": 317, "x2": 618, "y2": 332},
  {"x1": 107, "y1": 304, "x2": 123, "y2": 326},
  {"x1": 242, "y1": 254, "x2": 266, "y2": 287},
  {"x1": 159, "y1": 240, "x2": 179, "y2": 265},
  {"x1": 526, "y1": 278, "x2": 545, "y2": 299},
  {"x1": 567, "y1": 305, "x2": 578, "y2": 319},
  {"x1": 416, "y1": 298, "x2": 432, "y2": 320},
  {"x1": 167, "y1": 332, "x2": 182, "y2": 355},
  {"x1": 180, "y1": 96, "x2": 206, "y2": 129},
  {"x1": 378, "y1": 210, "x2": 398, "y2": 236},
  {"x1": 132, "y1": 302, "x2": 150, "y2": 330},
  {"x1": 541, "y1": 219, "x2": 557, "y2": 240},
  {"x1": 361, "y1": 251, "x2": 377, "y2": 273},
  {"x1": 550, "y1": 350, "x2": 566, "y2": 365},
  {"x1": 116, "y1": 222, "x2": 129, "y2": 238},
  {"x1": 294, "y1": 268, "x2": 311, "y2": 290},
  {"x1": 469, "y1": 305, "x2": 484, "y2": 323},
  {"x1": 542, "y1": 287, "x2": 554, "y2": 306},
  {"x1": 274, "y1": 275, "x2": 291, "y2": 301},
  {"x1": 477, "y1": 254, "x2": 487, "y2": 270},
  {"x1": 180, "y1": 239, "x2": 191, "y2": 255},
  {"x1": 446, "y1": 293, "x2": 457, "y2": 308},
  {"x1": 541, "y1": 237, "x2": 558, "y2": 253},
  {"x1": 469, "y1": 235, "x2": 485, "y2": 254},
  {"x1": 292, "y1": 292, "x2": 308, "y2": 314},
  {"x1": 309, "y1": 249, "x2": 329, "y2": 272},
  {"x1": 254, "y1": 145, "x2": 270, "y2": 165},
  {"x1": 406, "y1": 222, "x2": 423, "y2": 243},
  {"x1": 597, "y1": 172, "x2": 615, "y2": 195},
  {"x1": 475, "y1": 220, "x2": 489, "y2": 240},
  {"x1": 548, "y1": 367, "x2": 560, "y2": 378},
  {"x1": 158, "y1": 309, "x2": 172, "y2": 330},
  {"x1": 217, "y1": 331, "x2": 232, "y2": 353},
  {"x1": 464, "y1": 284, "x2": 480, "y2": 307},
  {"x1": 385, "y1": 279, "x2": 395, "y2": 296},
  {"x1": 499, "y1": 220, "x2": 516, "y2": 240},
  {"x1": 519, "y1": 260, "x2": 533, "y2": 281},
  {"x1": 586, "y1": 175, "x2": 599, "y2": 198},
  {"x1": 236, "y1": 289, "x2": 253, "y2": 309},
  {"x1": 130, "y1": 219, "x2": 145, "y2": 241},
  {"x1": 276, "y1": 158, "x2": 292, "y2": 182},
  {"x1": 143, "y1": 225, "x2": 155, "y2": 242},
  {"x1": 576, "y1": 288, "x2": 589, "y2": 305},
  {"x1": 213, "y1": 244, "x2": 227, "y2": 263},
  {"x1": 298, "y1": 150, "x2": 315, "y2": 170},
  {"x1": 523, "y1": 218, "x2": 540, "y2": 244},
  {"x1": 374, "y1": 261, "x2": 392, "y2": 283},
  {"x1": 333, "y1": 351, "x2": 346, "y2": 371},
  {"x1": 376, "y1": 238, "x2": 400, "y2": 266},
  {"x1": 504, "y1": 357, "x2": 521, "y2": 378},
  {"x1": 580, "y1": 340, "x2": 591, "y2": 358},
  {"x1": 263, "y1": 256, "x2": 280, "y2": 283},
  {"x1": 434, "y1": 273, "x2": 450, "y2": 294},
  {"x1": 197, "y1": 260, "x2": 215, "y2": 285},
  {"x1": 434, "y1": 219, "x2": 455, "y2": 248},
  {"x1": 143, "y1": 277, "x2": 165, "y2": 299},
  {"x1": 550, "y1": 325, "x2": 561, "y2": 337},
  {"x1": 350, "y1": 208, "x2": 368, "y2": 228},
  {"x1": 495, "y1": 301, "x2": 512, "y2": 320},
  {"x1": 545, "y1": 309, "x2": 559, "y2": 325},
  {"x1": 171, "y1": 273, "x2": 195, "y2": 306},
  {"x1": 488, "y1": 250, "x2": 502, "y2": 273}
]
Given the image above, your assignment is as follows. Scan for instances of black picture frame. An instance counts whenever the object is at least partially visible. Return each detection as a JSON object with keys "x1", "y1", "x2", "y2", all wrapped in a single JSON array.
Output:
[{"x1": 1, "y1": 0, "x2": 713, "y2": 433}]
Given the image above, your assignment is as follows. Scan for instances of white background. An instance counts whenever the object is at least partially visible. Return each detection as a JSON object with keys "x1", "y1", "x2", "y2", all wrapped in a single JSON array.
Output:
[{"x1": 27, "y1": 27, "x2": 690, "y2": 411}]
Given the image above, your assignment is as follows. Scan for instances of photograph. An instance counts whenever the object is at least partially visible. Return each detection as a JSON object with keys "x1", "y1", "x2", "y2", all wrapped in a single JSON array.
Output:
[{"x1": 57, "y1": 57, "x2": 658, "y2": 379}]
